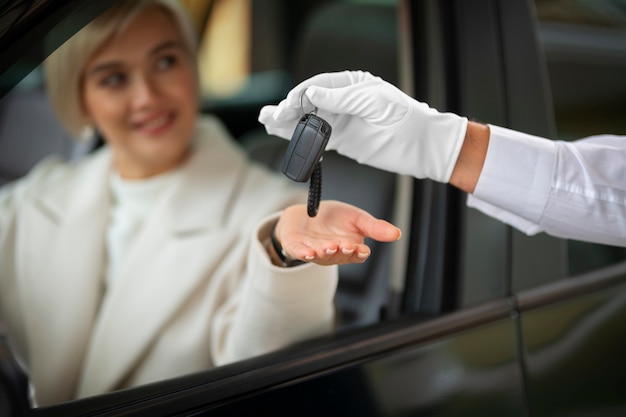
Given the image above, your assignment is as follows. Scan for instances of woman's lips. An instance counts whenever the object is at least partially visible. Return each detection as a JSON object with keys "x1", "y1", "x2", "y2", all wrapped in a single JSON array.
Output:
[{"x1": 134, "y1": 113, "x2": 175, "y2": 135}]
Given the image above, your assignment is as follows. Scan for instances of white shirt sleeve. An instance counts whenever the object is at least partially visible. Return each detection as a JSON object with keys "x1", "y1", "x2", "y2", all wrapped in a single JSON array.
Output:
[{"x1": 467, "y1": 124, "x2": 626, "y2": 247}]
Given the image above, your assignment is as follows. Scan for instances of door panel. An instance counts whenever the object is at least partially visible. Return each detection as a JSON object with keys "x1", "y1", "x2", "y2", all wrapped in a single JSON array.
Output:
[
  {"x1": 519, "y1": 267, "x2": 626, "y2": 416},
  {"x1": 191, "y1": 317, "x2": 526, "y2": 416},
  {"x1": 32, "y1": 300, "x2": 519, "y2": 416}
]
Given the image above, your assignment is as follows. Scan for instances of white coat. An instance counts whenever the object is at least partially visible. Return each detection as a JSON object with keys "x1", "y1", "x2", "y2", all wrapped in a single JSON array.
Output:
[{"x1": 0, "y1": 115, "x2": 338, "y2": 405}]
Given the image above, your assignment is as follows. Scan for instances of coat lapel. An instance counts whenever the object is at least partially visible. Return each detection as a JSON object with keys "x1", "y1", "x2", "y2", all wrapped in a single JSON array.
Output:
[
  {"x1": 19, "y1": 151, "x2": 111, "y2": 405},
  {"x1": 77, "y1": 129, "x2": 250, "y2": 397}
]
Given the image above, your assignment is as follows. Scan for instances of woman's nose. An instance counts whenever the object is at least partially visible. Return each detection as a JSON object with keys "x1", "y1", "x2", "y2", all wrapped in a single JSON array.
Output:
[{"x1": 132, "y1": 75, "x2": 160, "y2": 108}]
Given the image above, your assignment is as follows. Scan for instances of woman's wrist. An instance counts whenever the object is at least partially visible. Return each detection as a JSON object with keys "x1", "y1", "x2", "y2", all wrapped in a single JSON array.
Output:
[{"x1": 267, "y1": 224, "x2": 305, "y2": 268}]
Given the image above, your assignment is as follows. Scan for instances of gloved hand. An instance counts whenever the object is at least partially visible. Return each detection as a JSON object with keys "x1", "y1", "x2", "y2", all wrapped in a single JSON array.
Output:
[{"x1": 258, "y1": 70, "x2": 468, "y2": 183}]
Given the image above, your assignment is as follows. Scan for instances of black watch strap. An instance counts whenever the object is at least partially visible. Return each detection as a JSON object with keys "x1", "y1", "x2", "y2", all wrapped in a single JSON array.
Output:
[{"x1": 271, "y1": 227, "x2": 305, "y2": 267}]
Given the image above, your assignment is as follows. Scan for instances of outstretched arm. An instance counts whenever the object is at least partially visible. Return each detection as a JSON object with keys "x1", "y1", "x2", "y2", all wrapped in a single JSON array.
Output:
[
  {"x1": 259, "y1": 70, "x2": 488, "y2": 195},
  {"x1": 260, "y1": 70, "x2": 626, "y2": 247}
]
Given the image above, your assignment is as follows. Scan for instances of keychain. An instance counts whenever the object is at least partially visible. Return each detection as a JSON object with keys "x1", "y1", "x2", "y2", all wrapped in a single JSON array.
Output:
[{"x1": 281, "y1": 90, "x2": 332, "y2": 217}]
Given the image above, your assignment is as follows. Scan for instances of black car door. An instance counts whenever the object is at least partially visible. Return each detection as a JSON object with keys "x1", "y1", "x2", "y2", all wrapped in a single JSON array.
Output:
[{"x1": 2, "y1": 0, "x2": 625, "y2": 416}]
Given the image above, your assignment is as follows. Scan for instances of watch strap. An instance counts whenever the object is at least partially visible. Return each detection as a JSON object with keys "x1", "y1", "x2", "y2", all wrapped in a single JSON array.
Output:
[{"x1": 271, "y1": 227, "x2": 305, "y2": 267}]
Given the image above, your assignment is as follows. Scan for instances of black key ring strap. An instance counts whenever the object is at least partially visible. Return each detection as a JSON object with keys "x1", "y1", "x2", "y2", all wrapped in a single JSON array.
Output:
[
  {"x1": 308, "y1": 162, "x2": 322, "y2": 217},
  {"x1": 301, "y1": 89, "x2": 322, "y2": 217}
]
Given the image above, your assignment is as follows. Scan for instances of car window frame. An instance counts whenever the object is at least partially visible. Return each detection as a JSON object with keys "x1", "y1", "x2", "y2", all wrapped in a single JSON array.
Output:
[
  {"x1": 3, "y1": 0, "x2": 625, "y2": 415},
  {"x1": 0, "y1": 0, "x2": 118, "y2": 99}
]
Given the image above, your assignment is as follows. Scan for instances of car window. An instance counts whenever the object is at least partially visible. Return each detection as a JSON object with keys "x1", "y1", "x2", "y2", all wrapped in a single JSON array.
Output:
[
  {"x1": 535, "y1": 0, "x2": 626, "y2": 275},
  {"x1": 5, "y1": 1, "x2": 621, "y2": 415},
  {"x1": 0, "y1": 0, "x2": 414, "y2": 409},
  {"x1": 198, "y1": 0, "x2": 398, "y2": 102},
  {"x1": 196, "y1": 0, "x2": 409, "y2": 327}
]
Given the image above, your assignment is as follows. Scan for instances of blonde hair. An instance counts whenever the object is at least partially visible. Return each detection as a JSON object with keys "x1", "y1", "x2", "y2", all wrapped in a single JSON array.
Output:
[{"x1": 44, "y1": 0, "x2": 198, "y2": 140}]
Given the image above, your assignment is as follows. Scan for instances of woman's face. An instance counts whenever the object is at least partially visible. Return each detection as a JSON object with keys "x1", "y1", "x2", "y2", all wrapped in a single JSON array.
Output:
[{"x1": 82, "y1": 7, "x2": 198, "y2": 179}]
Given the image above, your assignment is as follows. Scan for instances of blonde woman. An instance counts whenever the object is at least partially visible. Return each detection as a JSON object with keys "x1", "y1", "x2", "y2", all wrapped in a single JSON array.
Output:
[{"x1": 0, "y1": 0, "x2": 400, "y2": 406}]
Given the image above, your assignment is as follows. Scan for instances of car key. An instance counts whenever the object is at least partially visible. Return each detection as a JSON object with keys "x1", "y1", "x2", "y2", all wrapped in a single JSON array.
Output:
[{"x1": 281, "y1": 109, "x2": 332, "y2": 217}]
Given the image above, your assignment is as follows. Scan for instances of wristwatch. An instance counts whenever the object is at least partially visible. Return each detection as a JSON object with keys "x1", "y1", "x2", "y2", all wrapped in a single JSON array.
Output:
[{"x1": 270, "y1": 227, "x2": 305, "y2": 267}]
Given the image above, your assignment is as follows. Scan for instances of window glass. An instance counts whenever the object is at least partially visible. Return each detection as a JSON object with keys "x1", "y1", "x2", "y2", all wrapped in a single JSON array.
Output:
[
  {"x1": 0, "y1": 0, "x2": 406, "y2": 410},
  {"x1": 197, "y1": 0, "x2": 399, "y2": 99},
  {"x1": 535, "y1": 0, "x2": 626, "y2": 275},
  {"x1": 196, "y1": 0, "x2": 399, "y2": 137},
  {"x1": 536, "y1": 0, "x2": 626, "y2": 27},
  {"x1": 198, "y1": 0, "x2": 251, "y2": 99}
]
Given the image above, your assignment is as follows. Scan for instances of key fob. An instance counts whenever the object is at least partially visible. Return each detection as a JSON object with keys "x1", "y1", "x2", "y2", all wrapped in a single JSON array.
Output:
[{"x1": 281, "y1": 113, "x2": 332, "y2": 182}]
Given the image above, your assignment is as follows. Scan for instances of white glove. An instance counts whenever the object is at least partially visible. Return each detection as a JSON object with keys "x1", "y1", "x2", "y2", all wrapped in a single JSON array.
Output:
[{"x1": 258, "y1": 70, "x2": 468, "y2": 183}]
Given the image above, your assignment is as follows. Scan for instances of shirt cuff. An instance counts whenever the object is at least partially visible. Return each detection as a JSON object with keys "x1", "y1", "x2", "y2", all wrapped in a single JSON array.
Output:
[{"x1": 467, "y1": 124, "x2": 557, "y2": 234}]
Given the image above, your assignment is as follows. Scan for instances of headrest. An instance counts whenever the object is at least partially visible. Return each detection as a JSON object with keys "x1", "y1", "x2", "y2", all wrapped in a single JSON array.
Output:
[{"x1": 292, "y1": 3, "x2": 398, "y2": 85}]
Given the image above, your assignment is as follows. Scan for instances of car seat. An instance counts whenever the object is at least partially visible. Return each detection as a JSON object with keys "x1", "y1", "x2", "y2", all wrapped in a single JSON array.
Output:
[{"x1": 241, "y1": 2, "x2": 400, "y2": 328}]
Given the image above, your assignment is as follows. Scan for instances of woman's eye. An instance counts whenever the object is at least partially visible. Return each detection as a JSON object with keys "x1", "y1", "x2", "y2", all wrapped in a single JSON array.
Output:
[
  {"x1": 100, "y1": 73, "x2": 125, "y2": 88},
  {"x1": 156, "y1": 55, "x2": 177, "y2": 71}
]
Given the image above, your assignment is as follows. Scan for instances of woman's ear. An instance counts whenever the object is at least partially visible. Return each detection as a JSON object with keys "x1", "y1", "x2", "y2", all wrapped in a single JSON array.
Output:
[
  {"x1": 79, "y1": 124, "x2": 96, "y2": 142},
  {"x1": 78, "y1": 107, "x2": 96, "y2": 141}
]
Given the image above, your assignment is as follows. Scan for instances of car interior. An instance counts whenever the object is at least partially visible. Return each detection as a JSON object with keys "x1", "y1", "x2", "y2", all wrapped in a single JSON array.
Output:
[
  {"x1": 0, "y1": 2, "x2": 406, "y2": 411},
  {"x1": 0, "y1": 0, "x2": 404, "y2": 329},
  {"x1": 239, "y1": 1, "x2": 403, "y2": 328},
  {"x1": 1, "y1": 0, "x2": 626, "y2": 415}
]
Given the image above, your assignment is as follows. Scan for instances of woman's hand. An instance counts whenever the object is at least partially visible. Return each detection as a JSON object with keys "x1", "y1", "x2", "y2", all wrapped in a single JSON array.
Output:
[{"x1": 274, "y1": 200, "x2": 401, "y2": 266}]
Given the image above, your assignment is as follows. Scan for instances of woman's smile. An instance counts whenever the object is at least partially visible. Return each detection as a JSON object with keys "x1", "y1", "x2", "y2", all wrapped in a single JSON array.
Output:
[{"x1": 132, "y1": 111, "x2": 177, "y2": 136}]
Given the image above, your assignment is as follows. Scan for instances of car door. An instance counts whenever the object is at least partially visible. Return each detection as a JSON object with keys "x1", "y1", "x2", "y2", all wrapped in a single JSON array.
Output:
[
  {"x1": 1, "y1": 0, "x2": 625, "y2": 416},
  {"x1": 30, "y1": 0, "x2": 531, "y2": 413},
  {"x1": 517, "y1": 2, "x2": 626, "y2": 415}
]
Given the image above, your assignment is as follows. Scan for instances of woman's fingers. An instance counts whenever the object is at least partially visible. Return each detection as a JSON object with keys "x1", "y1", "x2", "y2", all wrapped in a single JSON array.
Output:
[
  {"x1": 277, "y1": 200, "x2": 401, "y2": 266},
  {"x1": 285, "y1": 238, "x2": 372, "y2": 266}
]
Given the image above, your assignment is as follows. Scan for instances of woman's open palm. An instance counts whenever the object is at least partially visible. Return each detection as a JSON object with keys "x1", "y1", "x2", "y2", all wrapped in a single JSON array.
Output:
[{"x1": 276, "y1": 200, "x2": 401, "y2": 266}]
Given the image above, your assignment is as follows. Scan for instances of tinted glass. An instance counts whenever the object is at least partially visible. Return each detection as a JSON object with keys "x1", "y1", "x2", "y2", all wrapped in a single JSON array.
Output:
[
  {"x1": 536, "y1": 0, "x2": 626, "y2": 275},
  {"x1": 0, "y1": 0, "x2": 410, "y2": 410}
]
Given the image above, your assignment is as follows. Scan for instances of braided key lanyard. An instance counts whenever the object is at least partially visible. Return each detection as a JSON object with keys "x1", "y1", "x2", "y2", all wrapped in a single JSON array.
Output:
[
  {"x1": 299, "y1": 90, "x2": 330, "y2": 217},
  {"x1": 307, "y1": 161, "x2": 322, "y2": 217}
]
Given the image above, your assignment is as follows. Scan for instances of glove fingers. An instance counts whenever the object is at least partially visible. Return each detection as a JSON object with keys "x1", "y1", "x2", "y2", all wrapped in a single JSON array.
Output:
[
  {"x1": 257, "y1": 71, "x2": 383, "y2": 140},
  {"x1": 276, "y1": 71, "x2": 356, "y2": 113},
  {"x1": 305, "y1": 81, "x2": 408, "y2": 126},
  {"x1": 258, "y1": 105, "x2": 294, "y2": 139},
  {"x1": 258, "y1": 105, "x2": 278, "y2": 124},
  {"x1": 293, "y1": 70, "x2": 376, "y2": 92},
  {"x1": 279, "y1": 70, "x2": 378, "y2": 114}
]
